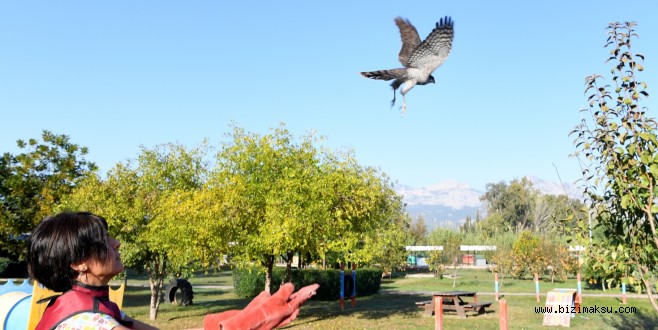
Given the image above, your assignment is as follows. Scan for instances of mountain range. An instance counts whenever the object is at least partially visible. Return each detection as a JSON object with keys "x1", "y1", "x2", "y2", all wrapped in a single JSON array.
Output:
[{"x1": 395, "y1": 176, "x2": 582, "y2": 230}]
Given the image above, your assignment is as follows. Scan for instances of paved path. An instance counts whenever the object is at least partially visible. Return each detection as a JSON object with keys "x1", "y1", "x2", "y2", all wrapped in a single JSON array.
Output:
[{"x1": 379, "y1": 289, "x2": 650, "y2": 299}]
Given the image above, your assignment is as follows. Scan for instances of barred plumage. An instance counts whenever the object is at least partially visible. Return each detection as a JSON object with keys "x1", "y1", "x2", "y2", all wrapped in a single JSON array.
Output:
[{"x1": 360, "y1": 16, "x2": 454, "y2": 112}]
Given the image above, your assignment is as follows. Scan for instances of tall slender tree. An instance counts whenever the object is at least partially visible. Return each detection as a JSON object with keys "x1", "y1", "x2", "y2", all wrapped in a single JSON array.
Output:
[{"x1": 572, "y1": 21, "x2": 657, "y2": 311}]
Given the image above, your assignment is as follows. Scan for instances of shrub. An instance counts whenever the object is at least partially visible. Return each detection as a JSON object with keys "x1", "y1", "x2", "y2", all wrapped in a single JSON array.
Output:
[
  {"x1": 233, "y1": 266, "x2": 268, "y2": 298},
  {"x1": 233, "y1": 266, "x2": 382, "y2": 300}
]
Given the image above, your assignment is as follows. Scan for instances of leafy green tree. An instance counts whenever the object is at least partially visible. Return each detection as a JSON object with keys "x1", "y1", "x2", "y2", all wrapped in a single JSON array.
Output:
[
  {"x1": 212, "y1": 124, "x2": 405, "y2": 292},
  {"x1": 426, "y1": 249, "x2": 445, "y2": 277},
  {"x1": 480, "y1": 178, "x2": 537, "y2": 231},
  {"x1": 61, "y1": 142, "x2": 214, "y2": 320},
  {"x1": 511, "y1": 230, "x2": 543, "y2": 279},
  {"x1": 459, "y1": 215, "x2": 478, "y2": 234},
  {"x1": 571, "y1": 21, "x2": 658, "y2": 311},
  {"x1": 407, "y1": 215, "x2": 429, "y2": 245},
  {"x1": 479, "y1": 178, "x2": 584, "y2": 236},
  {"x1": 490, "y1": 243, "x2": 514, "y2": 288},
  {"x1": 427, "y1": 228, "x2": 462, "y2": 286},
  {"x1": 0, "y1": 131, "x2": 96, "y2": 259},
  {"x1": 539, "y1": 238, "x2": 579, "y2": 283},
  {"x1": 211, "y1": 125, "x2": 331, "y2": 292},
  {"x1": 339, "y1": 166, "x2": 406, "y2": 268},
  {"x1": 357, "y1": 214, "x2": 408, "y2": 274},
  {"x1": 478, "y1": 212, "x2": 509, "y2": 237}
]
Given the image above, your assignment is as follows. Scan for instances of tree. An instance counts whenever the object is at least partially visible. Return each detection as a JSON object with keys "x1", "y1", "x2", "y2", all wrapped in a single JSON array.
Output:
[
  {"x1": 61, "y1": 142, "x2": 216, "y2": 320},
  {"x1": 459, "y1": 215, "x2": 477, "y2": 234},
  {"x1": 540, "y1": 239, "x2": 579, "y2": 283},
  {"x1": 571, "y1": 21, "x2": 658, "y2": 311},
  {"x1": 357, "y1": 214, "x2": 408, "y2": 274},
  {"x1": 490, "y1": 243, "x2": 514, "y2": 288},
  {"x1": 510, "y1": 230, "x2": 543, "y2": 279},
  {"x1": 320, "y1": 156, "x2": 405, "y2": 268},
  {"x1": 408, "y1": 215, "x2": 429, "y2": 245},
  {"x1": 0, "y1": 131, "x2": 96, "y2": 259},
  {"x1": 211, "y1": 125, "x2": 331, "y2": 292},
  {"x1": 532, "y1": 194, "x2": 586, "y2": 235},
  {"x1": 427, "y1": 228, "x2": 462, "y2": 286},
  {"x1": 212, "y1": 124, "x2": 406, "y2": 292},
  {"x1": 480, "y1": 178, "x2": 537, "y2": 232}
]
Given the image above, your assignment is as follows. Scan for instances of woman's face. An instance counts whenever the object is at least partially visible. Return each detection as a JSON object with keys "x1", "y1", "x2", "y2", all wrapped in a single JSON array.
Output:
[{"x1": 83, "y1": 236, "x2": 124, "y2": 286}]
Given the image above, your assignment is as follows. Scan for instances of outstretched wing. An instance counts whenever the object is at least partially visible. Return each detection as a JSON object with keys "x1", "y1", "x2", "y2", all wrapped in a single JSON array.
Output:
[
  {"x1": 395, "y1": 17, "x2": 422, "y2": 67},
  {"x1": 407, "y1": 16, "x2": 454, "y2": 73}
]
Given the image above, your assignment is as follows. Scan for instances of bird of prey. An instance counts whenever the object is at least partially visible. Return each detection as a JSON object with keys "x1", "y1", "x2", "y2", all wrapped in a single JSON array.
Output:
[{"x1": 361, "y1": 16, "x2": 454, "y2": 112}]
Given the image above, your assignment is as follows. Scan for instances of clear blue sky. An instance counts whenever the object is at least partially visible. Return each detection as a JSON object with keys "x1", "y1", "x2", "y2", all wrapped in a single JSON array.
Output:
[{"x1": 1, "y1": 1, "x2": 656, "y2": 191}]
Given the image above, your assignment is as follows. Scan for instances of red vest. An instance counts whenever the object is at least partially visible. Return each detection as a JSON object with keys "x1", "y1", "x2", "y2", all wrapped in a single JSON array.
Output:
[{"x1": 36, "y1": 282, "x2": 133, "y2": 330}]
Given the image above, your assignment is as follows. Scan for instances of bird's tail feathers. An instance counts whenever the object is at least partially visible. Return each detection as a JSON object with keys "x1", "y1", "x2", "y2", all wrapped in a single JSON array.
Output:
[{"x1": 360, "y1": 68, "x2": 406, "y2": 81}]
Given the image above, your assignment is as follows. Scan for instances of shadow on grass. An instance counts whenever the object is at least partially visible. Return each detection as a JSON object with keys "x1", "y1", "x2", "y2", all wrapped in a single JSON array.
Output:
[
  {"x1": 289, "y1": 292, "x2": 433, "y2": 327},
  {"x1": 603, "y1": 308, "x2": 658, "y2": 329},
  {"x1": 121, "y1": 286, "x2": 248, "y2": 311},
  {"x1": 164, "y1": 297, "x2": 253, "y2": 321}
]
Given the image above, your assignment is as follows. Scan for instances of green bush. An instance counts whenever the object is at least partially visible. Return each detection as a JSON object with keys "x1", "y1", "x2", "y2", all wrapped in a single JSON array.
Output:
[
  {"x1": 233, "y1": 267, "x2": 383, "y2": 300},
  {"x1": 233, "y1": 266, "x2": 268, "y2": 298}
]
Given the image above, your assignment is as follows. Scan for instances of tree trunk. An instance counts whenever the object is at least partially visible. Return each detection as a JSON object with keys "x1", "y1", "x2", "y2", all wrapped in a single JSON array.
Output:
[
  {"x1": 263, "y1": 254, "x2": 274, "y2": 294},
  {"x1": 149, "y1": 277, "x2": 164, "y2": 320},
  {"x1": 297, "y1": 252, "x2": 303, "y2": 269},
  {"x1": 283, "y1": 251, "x2": 294, "y2": 283},
  {"x1": 146, "y1": 252, "x2": 167, "y2": 320},
  {"x1": 451, "y1": 261, "x2": 461, "y2": 288}
]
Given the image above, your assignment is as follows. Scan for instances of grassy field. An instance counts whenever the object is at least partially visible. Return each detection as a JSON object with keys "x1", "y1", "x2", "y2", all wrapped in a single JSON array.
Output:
[
  {"x1": 381, "y1": 269, "x2": 626, "y2": 294},
  {"x1": 115, "y1": 269, "x2": 658, "y2": 329}
]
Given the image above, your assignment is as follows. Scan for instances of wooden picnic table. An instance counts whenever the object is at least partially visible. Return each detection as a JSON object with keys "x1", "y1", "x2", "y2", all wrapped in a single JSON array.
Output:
[{"x1": 415, "y1": 291, "x2": 492, "y2": 319}]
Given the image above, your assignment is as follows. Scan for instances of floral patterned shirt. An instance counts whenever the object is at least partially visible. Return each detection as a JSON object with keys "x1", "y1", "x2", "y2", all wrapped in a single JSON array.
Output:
[{"x1": 54, "y1": 312, "x2": 121, "y2": 330}]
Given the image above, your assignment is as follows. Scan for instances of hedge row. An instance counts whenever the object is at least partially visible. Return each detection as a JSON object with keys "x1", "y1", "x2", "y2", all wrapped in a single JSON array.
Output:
[{"x1": 233, "y1": 267, "x2": 383, "y2": 300}]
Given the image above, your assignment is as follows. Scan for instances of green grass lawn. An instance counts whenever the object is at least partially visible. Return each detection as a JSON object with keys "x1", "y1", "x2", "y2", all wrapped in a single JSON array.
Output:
[
  {"x1": 381, "y1": 268, "x2": 626, "y2": 295},
  {"x1": 119, "y1": 268, "x2": 658, "y2": 330}
]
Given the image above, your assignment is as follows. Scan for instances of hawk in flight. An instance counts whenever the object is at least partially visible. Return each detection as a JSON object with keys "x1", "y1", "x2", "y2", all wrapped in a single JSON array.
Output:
[{"x1": 361, "y1": 16, "x2": 454, "y2": 112}]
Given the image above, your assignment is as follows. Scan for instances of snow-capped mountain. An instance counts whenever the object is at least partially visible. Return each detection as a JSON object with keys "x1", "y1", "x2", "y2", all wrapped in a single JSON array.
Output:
[{"x1": 395, "y1": 177, "x2": 582, "y2": 230}]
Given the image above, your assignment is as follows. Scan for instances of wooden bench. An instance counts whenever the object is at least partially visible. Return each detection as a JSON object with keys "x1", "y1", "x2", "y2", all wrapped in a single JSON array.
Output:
[
  {"x1": 464, "y1": 302, "x2": 493, "y2": 315},
  {"x1": 415, "y1": 300, "x2": 434, "y2": 316}
]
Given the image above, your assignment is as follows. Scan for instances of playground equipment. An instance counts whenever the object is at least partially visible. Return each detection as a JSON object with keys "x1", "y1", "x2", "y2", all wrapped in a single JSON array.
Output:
[
  {"x1": 165, "y1": 278, "x2": 194, "y2": 306},
  {"x1": 0, "y1": 279, "x2": 126, "y2": 330},
  {"x1": 339, "y1": 263, "x2": 356, "y2": 310},
  {"x1": 0, "y1": 279, "x2": 33, "y2": 330}
]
